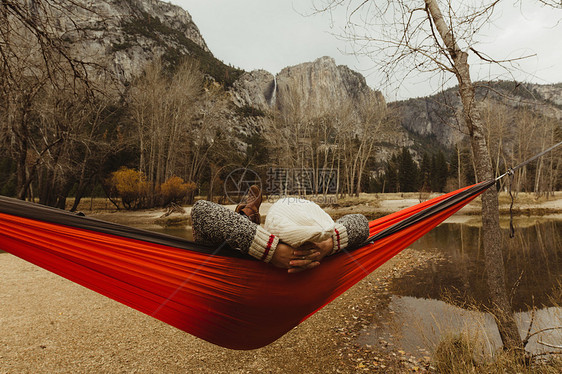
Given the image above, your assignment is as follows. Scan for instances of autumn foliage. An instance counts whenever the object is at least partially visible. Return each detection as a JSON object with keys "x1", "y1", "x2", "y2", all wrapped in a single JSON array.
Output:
[
  {"x1": 158, "y1": 176, "x2": 197, "y2": 206},
  {"x1": 108, "y1": 168, "x2": 195, "y2": 209}
]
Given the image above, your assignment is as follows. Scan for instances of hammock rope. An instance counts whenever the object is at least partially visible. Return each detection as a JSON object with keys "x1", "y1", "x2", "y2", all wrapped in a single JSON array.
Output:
[
  {"x1": 496, "y1": 140, "x2": 562, "y2": 238},
  {"x1": 496, "y1": 140, "x2": 562, "y2": 181},
  {"x1": 0, "y1": 142, "x2": 560, "y2": 350}
]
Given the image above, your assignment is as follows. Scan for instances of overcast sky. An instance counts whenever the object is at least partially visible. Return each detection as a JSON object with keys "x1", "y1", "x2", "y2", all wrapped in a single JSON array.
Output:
[{"x1": 169, "y1": 0, "x2": 562, "y2": 101}]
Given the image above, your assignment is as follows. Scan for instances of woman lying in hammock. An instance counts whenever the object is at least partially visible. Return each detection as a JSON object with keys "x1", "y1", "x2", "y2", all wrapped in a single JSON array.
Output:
[{"x1": 191, "y1": 185, "x2": 369, "y2": 273}]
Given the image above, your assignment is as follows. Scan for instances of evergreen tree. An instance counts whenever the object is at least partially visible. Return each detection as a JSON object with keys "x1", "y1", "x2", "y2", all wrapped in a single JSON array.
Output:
[
  {"x1": 449, "y1": 147, "x2": 459, "y2": 179},
  {"x1": 419, "y1": 152, "x2": 431, "y2": 192},
  {"x1": 460, "y1": 146, "x2": 475, "y2": 185},
  {"x1": 245, "y1": 133, "x2": 269, "y2": 167},
  {"x1": 430, "y1": 151, "x2": 448, "y2": 192},
  {"x1": 430, "y1": 154, "x2": 437, "y2": 191},
  {"x1": 398, "y1": 147, "x2": 418, "y2": 192},
  {"x1": 384, "y1": 154, "x2": 399, "y2": 192},
  {"x1": 0, "y1": 157, "x2": 17, "y2": 196}
]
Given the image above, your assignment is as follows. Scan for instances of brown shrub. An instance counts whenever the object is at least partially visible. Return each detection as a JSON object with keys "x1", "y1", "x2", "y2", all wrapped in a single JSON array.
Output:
[
  {"x1": 158, "y1": 176, "x2": 196, "y2": 206},
  {"x1": 108, "y1": 167, "x2": 150, "y2": 209}
]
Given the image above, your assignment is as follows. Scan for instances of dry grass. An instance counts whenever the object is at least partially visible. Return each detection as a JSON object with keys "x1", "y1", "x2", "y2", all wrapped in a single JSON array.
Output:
[
  {"x1": 497, "y1": 192, "x2": 557, "y2": 206},
  {"x1": 433, "y1": 334, "x2": 479, "y2": 373},
  {"x1": 432, "y1": 333, "x2": 562, "y2": 373},
  {"x1": 66, "y1": 191, "x2": 561, "y2": 213},
  {"x1": 321, "y1": 195, "x2": 380, "y2": 208}
]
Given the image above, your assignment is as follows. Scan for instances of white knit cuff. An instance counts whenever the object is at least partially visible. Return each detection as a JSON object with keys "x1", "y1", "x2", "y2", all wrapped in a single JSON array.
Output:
[
  {"x1": 248, "y1": 225, "x2": 278, "y2": 263},
  {"x1": 330, "y1": 223, "x2": 349, "y2": 255}
]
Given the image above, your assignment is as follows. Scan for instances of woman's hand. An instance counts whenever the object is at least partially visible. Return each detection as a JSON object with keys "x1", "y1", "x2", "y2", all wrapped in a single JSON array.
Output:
[
  {"x1": 298, "y1": 237, "x2": 334, "y2": 262},
  {"x1": 309, "y1": 237, "x2": 334, "y2": 259},
  {"x1": 270, "y1": 242, "x2": 321, "y2": 273},
  {"x1": 270, "y1": 237, "x2": 334, "y2": 274}
]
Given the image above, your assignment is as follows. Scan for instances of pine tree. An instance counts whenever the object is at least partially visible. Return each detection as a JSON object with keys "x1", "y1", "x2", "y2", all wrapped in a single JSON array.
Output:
[
  {"x1": 384, "y1": 154, "x2": 399, "y2": 193},
  {"x1": 420, "y1": 152, "x2": 431, "y2": 192},
  {"x1": 398, "y1": 147, "x2": 418, "y2": 192},
  {"x1": 430, "y1": 151, "x2": 448, "y2": 192}
]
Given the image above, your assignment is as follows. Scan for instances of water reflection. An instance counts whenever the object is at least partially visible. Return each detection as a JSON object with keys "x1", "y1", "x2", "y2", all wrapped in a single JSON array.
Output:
[
  {"x1": 358, "y1": 296, "x2": 562, "y2": 357},
  {"x1": 358, "y1": 217, "x2": 561, "y2": 356},
  {"x1": 396, "y1": 219, "x2": 562, "y2": 311}
]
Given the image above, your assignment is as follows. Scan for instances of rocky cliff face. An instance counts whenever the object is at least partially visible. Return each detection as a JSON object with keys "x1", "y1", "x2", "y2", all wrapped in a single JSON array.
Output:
[
  {"x1": 231, "y1": 70, "x2": 276, "y2": 109},
  {"x1": 58, "y1": 0, "x2": 237, "y2": 85},
  {"x1": 531, "y1": 83, "x2": 562, "y2": 107},
  {"x1": 391, "y1": 90, "x2": 464, "y2": 148},
  {"x1": 54, "y1": 1, "x2": 560, "y2": 160},
  {"x1": 392, "y1": 81, "x2": 562, "y2": 149},
  {"x1": 229, "y1": 57, "x2": 404, "y2": 156},
  {"x1": 232, "y1": 56, "x2": 385, "y2": 115},
  {"x1": 275, "y1": 56, "x2": 383, "y2": 114},
  {"x1": 53, "y1": 1, "x2": 402, "y2": 156}
]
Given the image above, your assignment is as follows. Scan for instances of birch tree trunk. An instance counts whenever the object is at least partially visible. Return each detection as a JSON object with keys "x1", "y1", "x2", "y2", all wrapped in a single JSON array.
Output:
[{"x1": 425, "y1": 0, "x2": 523, "y2": 352}]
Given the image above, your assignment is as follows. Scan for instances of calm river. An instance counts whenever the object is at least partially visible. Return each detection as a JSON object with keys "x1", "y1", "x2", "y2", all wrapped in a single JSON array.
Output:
[{"x1": 358, "y1": 217, "x2": 561, "y2": 357}]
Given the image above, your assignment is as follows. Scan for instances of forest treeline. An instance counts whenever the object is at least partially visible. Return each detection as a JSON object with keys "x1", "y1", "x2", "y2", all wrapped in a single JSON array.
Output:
[{"x1": 0, "y1": 1, "x2": 560, "y2": 210}]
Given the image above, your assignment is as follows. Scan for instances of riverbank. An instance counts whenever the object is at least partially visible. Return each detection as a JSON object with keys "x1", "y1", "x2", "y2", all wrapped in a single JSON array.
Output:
[{"x1": 83, "y1": 191, "x2": 562, "y2": 227}]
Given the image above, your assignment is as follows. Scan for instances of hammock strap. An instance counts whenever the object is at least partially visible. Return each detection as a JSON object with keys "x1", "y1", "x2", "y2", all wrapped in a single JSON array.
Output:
[
  {"x1": 495, "y1": 140, "x2": 562, "y2": 239},
  {"x1": 496, "y1": 140, "x2": 562, "y2": 181},
  {"x1": 362, "y1": 179, "x2": 496, "y2": 245}
]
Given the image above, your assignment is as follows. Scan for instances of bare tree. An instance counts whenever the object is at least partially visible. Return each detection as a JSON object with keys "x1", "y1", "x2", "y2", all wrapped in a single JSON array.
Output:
[
  {"x1": 480, "y1": 99, "x2": 511, "y2": 189},
  {"x1": 271, "y1": 77, "x2": 390, "y2": 198},
  {"x1": 0, "y1": 1, "x2": 108, "y2": 200},
  {"x1": 184, "y1": 82, "x2": 232, "y2": 193},
  {"x1": 334, "y1": 102, "x2": 362, "y2": 196},
  {"x1": 307, "y1": 113, "x2": 340, "y2": 197},
  {"x1": 349, "y1": 91, "x2": 388, "y2": 196},
  {"x1": 311, "y1": 0, "x2": 545, "y2": 351},
  {"x1": 129, "y1": 58, "x2": 203, "y2": 204},
  {"x1": 275, "y1": 83, "x2": 310, "y2": 175}
]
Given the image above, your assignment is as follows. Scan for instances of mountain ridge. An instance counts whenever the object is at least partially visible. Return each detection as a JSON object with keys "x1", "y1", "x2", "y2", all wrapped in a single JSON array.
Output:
[
  {"x1": 58, "y1": 0, "x2": 243, "y2": 86},
  {"x1": 392, "y1": 81, "x2": 562, "y2": 149},
  {"x1": 57, "y1": 0, "x2": 562, "y2": 161}
]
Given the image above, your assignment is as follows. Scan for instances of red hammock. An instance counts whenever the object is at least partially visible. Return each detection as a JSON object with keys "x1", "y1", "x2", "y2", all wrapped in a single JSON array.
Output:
[{"x1": 0, "y1": 180, "x2": 493, "y2": 350}]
